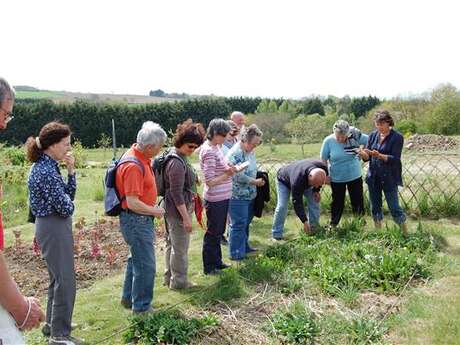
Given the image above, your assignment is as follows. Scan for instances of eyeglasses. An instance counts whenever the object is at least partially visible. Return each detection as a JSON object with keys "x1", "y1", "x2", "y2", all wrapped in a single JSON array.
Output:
[
  {"x1": 187, "y1": 144, "x2": 199, "y2": 149},
  {"x1": 0, "y1": 108, "x2": 14, "y2": 124}
]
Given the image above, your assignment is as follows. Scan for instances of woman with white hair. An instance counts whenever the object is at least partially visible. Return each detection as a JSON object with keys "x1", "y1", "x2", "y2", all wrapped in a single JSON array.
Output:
[
  {"x1": 320, "y1": 120, "x2": 368, "y2": 228},
  {"x1": 116, "y1": 121, "x2": 166, "y2": 315}
]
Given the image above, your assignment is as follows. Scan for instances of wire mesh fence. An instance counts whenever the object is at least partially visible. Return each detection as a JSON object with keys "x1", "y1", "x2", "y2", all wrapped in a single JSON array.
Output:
[{"x1": 256, "y1": 154, "x2": 460, "y2": 218}]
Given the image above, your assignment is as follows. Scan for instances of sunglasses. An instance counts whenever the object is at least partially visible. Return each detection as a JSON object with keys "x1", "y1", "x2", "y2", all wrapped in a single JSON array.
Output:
[{"x1": 187, "y1": 144, "x2": 199, "y2": 149}]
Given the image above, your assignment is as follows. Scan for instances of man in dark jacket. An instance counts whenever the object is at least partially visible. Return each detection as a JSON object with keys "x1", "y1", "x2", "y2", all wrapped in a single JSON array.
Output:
[{"x1": 271, "y1": 159, "x2": 328, "y2": 239}]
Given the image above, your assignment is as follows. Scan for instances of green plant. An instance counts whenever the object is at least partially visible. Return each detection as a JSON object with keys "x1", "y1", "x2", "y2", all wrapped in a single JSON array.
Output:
[
  {"x1": 72, "y1": 139, "x2": 87, "y2": 168},
  {"x1": 268, "y1": 302, "x2": 319, "y2": 344},
  {"x1": 192, "y1": 269, "x2": 246, "y2": 306},
  {"x1": 123, "y1": 310, "x2": 218, "y2": 345},
  {"x1": 2, "y1": 146, "x2": 27, "y2": 166}
]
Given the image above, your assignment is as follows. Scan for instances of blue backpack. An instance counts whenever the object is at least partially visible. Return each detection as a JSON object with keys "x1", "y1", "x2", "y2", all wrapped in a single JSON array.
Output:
[{"x1": 104, "y1": 157, "x2": 145, "y2": 216}]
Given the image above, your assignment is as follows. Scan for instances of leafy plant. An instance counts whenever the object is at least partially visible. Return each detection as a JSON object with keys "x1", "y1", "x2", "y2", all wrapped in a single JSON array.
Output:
[
  {"x1": 123, "y1": 310, "x2": 218, "y2": 345},
  {"x1": 268, "y1": 302, "x2": 319, "y2": 344}
]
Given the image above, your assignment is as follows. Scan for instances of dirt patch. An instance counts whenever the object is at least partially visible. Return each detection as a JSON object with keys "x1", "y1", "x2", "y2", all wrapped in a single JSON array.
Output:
[
  {"x1": 405, "y1": 134, "x2": 459, "y2": 152},
  {"x1": 4, "y1": 217, "x2": 166, "y2": 297}
]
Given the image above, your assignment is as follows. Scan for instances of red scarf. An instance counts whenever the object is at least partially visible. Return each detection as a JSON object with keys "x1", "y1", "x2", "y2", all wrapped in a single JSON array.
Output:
[{"x1": 193, "y1": 194, "x2": 205, "y2": 230}]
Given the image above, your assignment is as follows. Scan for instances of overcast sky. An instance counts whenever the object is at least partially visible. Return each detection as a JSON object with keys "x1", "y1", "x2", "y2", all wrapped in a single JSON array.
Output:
[{"x1": 2, "y1": 0, "x2": 459, "y2": 99}]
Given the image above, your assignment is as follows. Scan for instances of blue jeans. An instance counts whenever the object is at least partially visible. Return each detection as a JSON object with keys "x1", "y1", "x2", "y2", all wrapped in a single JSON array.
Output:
[
  {"x1": 367, "y1": 182, "x2": 406, "y2": 224},
  {"x1": 272, "y1": 179, "x2": 320, "y2": 239},
  {"x1": 228, "y1": 199, "x2": 254, "y2": 260},
  {"x1": 119, "y1": 211, "x2": 156, "y2": 312}
]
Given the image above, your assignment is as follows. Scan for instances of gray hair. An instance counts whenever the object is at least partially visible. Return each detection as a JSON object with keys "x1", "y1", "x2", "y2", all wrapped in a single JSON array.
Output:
[
  {"x1": 136, "y1": 121, "x2": 167, "y2": 150},
  {"x1": 206, "y1": 118, "x2": 231, "y2": 140},
  {"x1": 333, "y1": 119, "x2": 350, "y2": 136},
  {"x1": 230, "y1": 111, "x2": 244, "y2": 120},
  {"x1": 241, "y1": 124, "x2": 263, "y2": 143},
  {"x1": 0, "y1": 78, "x2": 15, "y2": 105}
]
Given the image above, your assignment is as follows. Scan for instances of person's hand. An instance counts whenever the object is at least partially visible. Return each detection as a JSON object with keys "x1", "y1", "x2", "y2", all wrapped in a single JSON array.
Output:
[
  {"x1": 313, "y1": 191, "x2": 321, "y2": 203},
  {"x1": 14, "y1": 297, "x2": 45, "y2": 331},
  {"x1": 224, "y1": 166, "x2": 237, "y2": 176},
  {"x1": 357, "y1": 148, "x2": 369, "y2": 159},
  {"x1": 303, "y1": 221, "x2": 312, "y2": 235},
  {"x1": 151, "y1": 205, "x2": 165, "y2": 218},
  {"x1": 63, "y1": 152, "x2": 76, "y2": 175},
  {"x1": 253, "y1": 178, "x2": 265, "y2": 187},
  {"x1": 183, "y1": 216, "x2": 193, "y2": 233},
  {"x1": 369, "y1": 149, "x2": 380, "y2": 157}
]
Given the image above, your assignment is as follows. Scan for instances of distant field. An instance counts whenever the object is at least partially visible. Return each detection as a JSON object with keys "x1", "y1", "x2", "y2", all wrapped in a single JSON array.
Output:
[
  {"x1": 15, "y1": 90, "x2": 177, "y2": 104},
  {"x1": 16, "y1": 90, "x2": 65, "y2": 99}
]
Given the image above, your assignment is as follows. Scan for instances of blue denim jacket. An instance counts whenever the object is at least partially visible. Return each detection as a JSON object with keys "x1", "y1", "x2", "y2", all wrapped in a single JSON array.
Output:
[
  {"x1": 28, "y1": 154, "x2": 76, "y2": 217},
  {"x1": 365, "y1": 129, "x2": 404, "y2": 190}
]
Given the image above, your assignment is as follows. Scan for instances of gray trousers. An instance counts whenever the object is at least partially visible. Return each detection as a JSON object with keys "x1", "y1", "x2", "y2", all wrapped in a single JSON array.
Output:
[
  {"x1": 35, "y1": 215, "x2": 76, "y2": 337},
  {"x1": 164, "y1": 209, "x2": 192, "y2": 289}
]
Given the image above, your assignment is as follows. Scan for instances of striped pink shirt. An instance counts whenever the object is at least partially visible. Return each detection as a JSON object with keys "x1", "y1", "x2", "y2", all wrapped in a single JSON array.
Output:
[{"x1": 199, "y1": 140, "x2": 232, "y2": 202}]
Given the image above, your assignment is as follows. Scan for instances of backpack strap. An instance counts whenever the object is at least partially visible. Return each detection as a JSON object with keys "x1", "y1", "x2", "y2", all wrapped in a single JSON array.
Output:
[
  {"x1": 116, "y1": 157, "x2": 145, "y2": 203},
  {"x1": 163, "y1": 152, "x2": 194, "y2": 194},
  {"x1": 117, "y1": 157, "x2": 145, "y2": 175}
]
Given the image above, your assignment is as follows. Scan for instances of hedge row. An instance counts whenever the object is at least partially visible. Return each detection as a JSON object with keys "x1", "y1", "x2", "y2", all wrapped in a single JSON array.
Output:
[{"x1": 1, "y1": 97, "x2": 263, "y2": 147}]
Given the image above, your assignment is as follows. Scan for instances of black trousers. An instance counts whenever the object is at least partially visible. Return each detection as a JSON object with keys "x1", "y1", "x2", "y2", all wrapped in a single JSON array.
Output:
[
  {"x1": 202, "y1": 199, "x2": 229, "y2": 273},
  {"x1": 330, "y1": 177, "x2": 364, "y2": 226}
]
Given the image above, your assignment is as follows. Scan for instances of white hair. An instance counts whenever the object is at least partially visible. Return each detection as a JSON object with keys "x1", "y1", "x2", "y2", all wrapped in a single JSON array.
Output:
[
  {"x1": 136, "y1": 121, "x2": 167, "y2": 150},
  {"x1": 230, "y1": 111, "x2": 244, "y2": 119}
]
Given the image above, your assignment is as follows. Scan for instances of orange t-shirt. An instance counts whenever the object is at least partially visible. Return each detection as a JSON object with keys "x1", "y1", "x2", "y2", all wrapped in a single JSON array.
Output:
[{"x1": 115, "y1": 144, "x2": 157, "y2": 210}]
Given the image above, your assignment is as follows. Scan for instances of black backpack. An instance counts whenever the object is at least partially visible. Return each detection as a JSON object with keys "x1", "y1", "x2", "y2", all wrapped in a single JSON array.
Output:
[
  {"x1": 104, "y1": 157, "x2": 145, "y2": 216},
  {"x1": 152, "y1": 149, "x2": 186, "y2": 197}
]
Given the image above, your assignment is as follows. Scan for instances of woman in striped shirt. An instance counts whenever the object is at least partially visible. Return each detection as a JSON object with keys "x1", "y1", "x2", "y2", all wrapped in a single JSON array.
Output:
[{"x1": 199, "y1": 119, "x2": 237, "y2": 275}]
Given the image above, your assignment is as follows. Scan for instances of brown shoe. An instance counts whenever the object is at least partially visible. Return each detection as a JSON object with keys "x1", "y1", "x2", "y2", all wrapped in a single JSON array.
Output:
[{"x1": 120, "y1": 298, "x2": 132, "y2": 309}]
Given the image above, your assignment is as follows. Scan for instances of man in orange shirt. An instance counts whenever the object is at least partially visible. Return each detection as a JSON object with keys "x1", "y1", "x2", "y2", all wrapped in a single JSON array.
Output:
[{"x1": 116, "y1": 121, "x2": 166, "y2": 314}]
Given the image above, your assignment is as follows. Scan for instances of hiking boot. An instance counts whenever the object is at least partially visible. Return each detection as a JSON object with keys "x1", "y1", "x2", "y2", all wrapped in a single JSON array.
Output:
[
  {"x1": 120, "y1": 298, "x2": 132, "y2": 310},
  {"x1": 133, "y1": 306, "x2": 153, "y2": 316},
  {"x1": 49, "y1": 335, "x2": 86, "y2": 345},
  {"x1": 217, "y1": 263, "x2": 230, "y2": 270},
  {"x1": 42, "y1": 324, "x2": 79, "y2": 338},
  {"x1": 204, "y1": 269, "x2": 221, "y2": 276}
]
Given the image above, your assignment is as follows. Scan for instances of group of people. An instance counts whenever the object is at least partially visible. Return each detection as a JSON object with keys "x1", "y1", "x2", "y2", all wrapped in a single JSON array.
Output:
[{"x1": 0, "y1": 76, "x2": 408, "y2": 345}]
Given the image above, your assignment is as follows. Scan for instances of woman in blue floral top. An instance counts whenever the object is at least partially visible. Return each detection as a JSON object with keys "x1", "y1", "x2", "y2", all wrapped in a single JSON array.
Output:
[
  {"x1": 26, "y1": 122, "x2": 83, "y2": 344},
  {"x1": 226, "y1": 124, "x2": 265, "y2": 261}
]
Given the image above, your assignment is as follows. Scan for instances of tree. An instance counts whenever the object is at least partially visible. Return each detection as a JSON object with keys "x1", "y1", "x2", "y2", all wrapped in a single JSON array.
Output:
[
  {"x1": 430, "y1": 83, "x2": 458, "y2": 104},
  {"x1": 427, "y1": 95, "x2": 460, "y2": 135},
  {"x1": 285, "y1": 114, "x2": 328, "y2": 155},
  {"x1": 149, "y1": 89, "x2": 166, "y2": 97},
  {"x1": 300, "y1": 97, "x2": 324, "y2": 115}
]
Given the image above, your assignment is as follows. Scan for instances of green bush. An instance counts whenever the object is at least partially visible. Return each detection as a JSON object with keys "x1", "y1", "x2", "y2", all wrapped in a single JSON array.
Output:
[
  {"x1": 123, "y1": 310, "x2": 218, "y2": 345},
  {"x1": 2, "y1": 146, "x2": 27, "y2": 166}
]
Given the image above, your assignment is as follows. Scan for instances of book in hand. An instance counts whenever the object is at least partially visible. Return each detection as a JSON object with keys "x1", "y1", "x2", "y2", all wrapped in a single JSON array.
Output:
[{"x1": 235, "y1": 161, "x2": 250, "y2": 172}]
